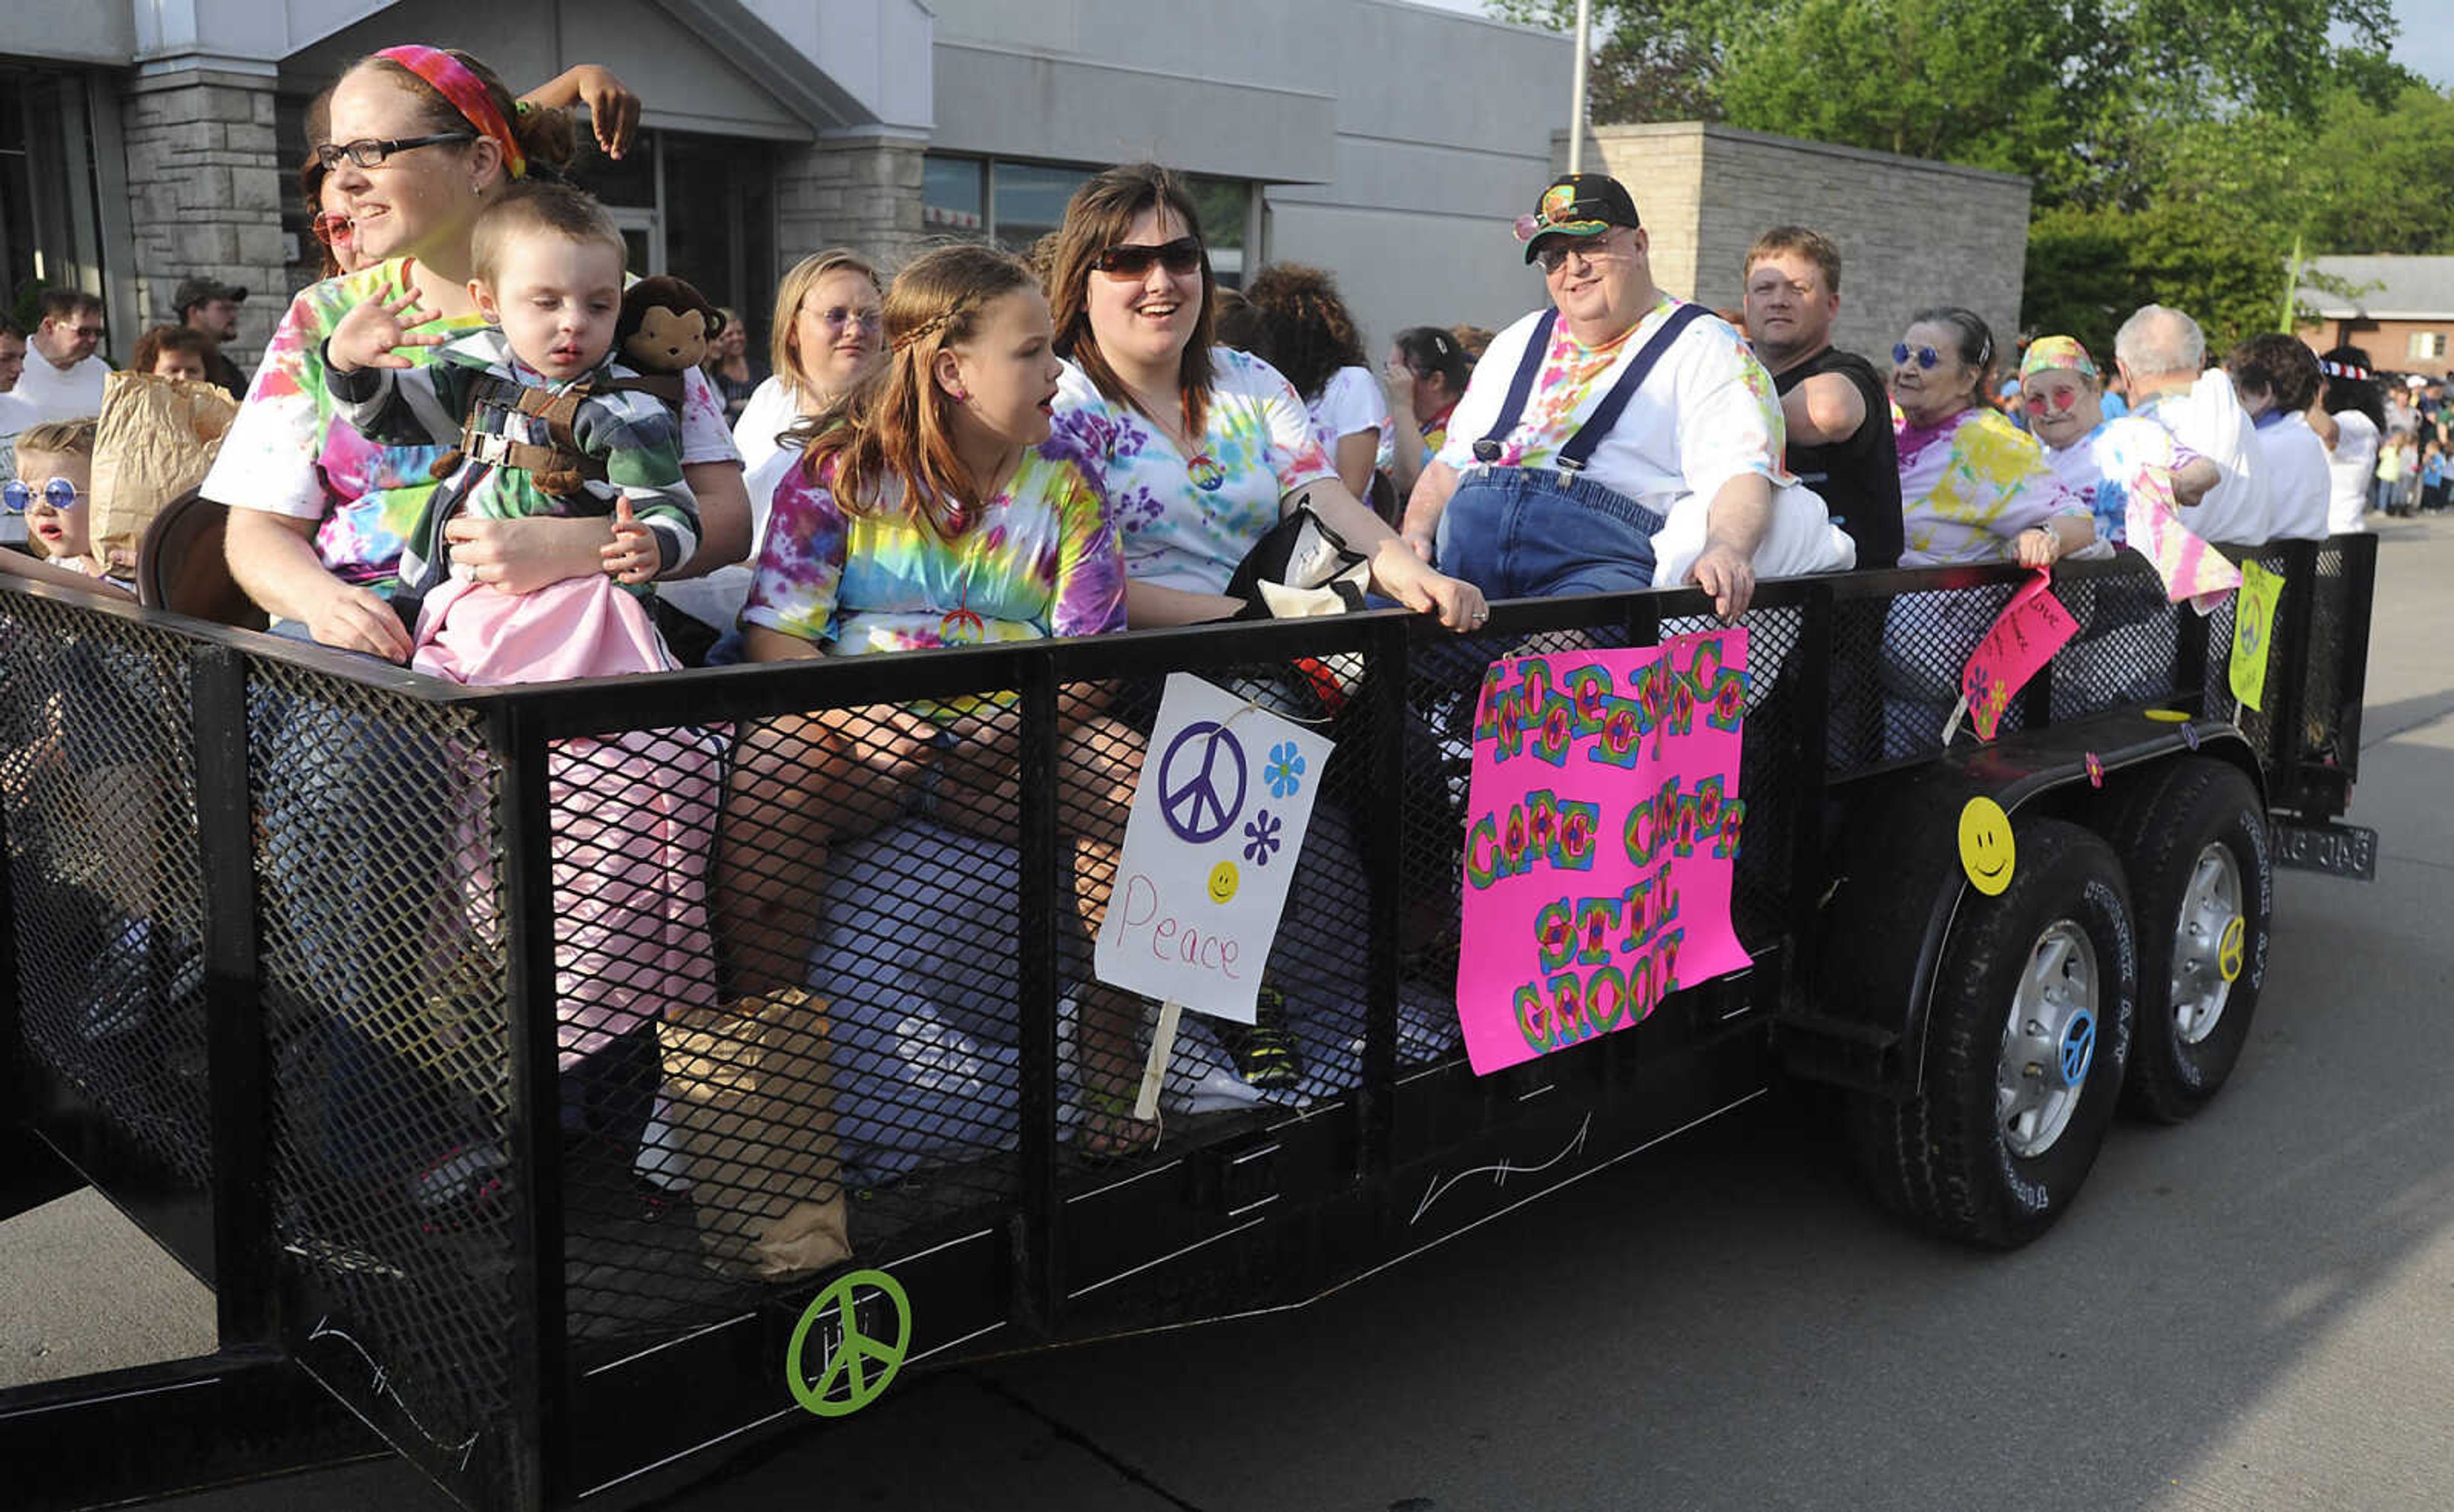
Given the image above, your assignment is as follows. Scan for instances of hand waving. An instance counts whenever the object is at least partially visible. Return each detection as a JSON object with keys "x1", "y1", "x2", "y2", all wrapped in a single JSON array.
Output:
[{"x1": 328, "y1": 288, "x2": 445, "y2": 374}]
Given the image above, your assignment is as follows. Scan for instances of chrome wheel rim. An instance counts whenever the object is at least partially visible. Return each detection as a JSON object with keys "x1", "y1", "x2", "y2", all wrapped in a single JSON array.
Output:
[
  {"x1": 1999, "y1": 920, "x2": 2100, "y2": 1159},
  {"x1": 2170, "y1": 842, "x2": 2243, "y2": 1046}
]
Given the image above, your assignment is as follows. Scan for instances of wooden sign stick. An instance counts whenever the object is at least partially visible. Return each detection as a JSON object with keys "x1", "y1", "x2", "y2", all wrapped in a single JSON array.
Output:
[{"x1": 1135, "y1": 1001, "x2": 1185, "y2": 1122}]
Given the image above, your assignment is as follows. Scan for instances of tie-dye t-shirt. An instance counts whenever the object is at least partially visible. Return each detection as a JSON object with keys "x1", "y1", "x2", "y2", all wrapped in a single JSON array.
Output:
[
  {"x1": 1895, "y1": 406, "x2": 2088, "y2": 566},
  {"x1": 202, "y1": 258, "x2": 739, "y2": 596},
  {"x1": 2041, "y1": 417, "x2": 2198, "y2": 548},
  {"x1": 1434, "y1": 298, "x2": 1788, "y2": 511},
  {"x1": 1047, "y1": 349, "x2": 1336, "y2": 596},
  {"x1": 742, "y1": 445, "x2": 1125, "y2": 654}
]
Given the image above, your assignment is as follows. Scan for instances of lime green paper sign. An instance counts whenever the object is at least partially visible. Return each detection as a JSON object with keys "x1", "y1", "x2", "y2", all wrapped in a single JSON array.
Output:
[{"x1": 2228, "y1": 562, "x2": 2283, "y2": 712}]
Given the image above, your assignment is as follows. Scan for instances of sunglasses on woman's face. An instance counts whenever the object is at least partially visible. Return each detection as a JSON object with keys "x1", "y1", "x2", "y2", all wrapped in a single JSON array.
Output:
[
  {"x1": 2, "y1": 478, "x2": 84, "y2": 514},
  {"x1": 1893, "y1": 343, "x2": 1941, "y2": 370},
  {"x1": 1095, "y1": 237, "x2": 1203, "y2": 278},
  {"x1": 2023, "y1": 388, "x2": 2080, "y2": 415},
  {"x1": 310, "y1": 212, "x2": 353, "y2": 248}
]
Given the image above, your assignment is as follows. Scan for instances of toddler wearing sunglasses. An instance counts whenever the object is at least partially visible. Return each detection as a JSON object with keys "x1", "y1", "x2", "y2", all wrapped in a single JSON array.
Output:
[{"x1": 10, "y1": 418, "x2": 134, "y2": 594}]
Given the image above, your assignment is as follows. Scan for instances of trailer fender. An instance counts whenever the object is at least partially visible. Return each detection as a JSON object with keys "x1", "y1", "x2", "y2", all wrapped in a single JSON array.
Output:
[{"x1": 1788, "y1": 710, "x2": 2260, "y2": 1097}]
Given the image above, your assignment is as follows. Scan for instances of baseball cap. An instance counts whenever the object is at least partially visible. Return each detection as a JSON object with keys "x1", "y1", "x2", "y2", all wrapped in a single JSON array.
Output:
[
  {"x1": 1515, "y1": 174, "x2": 1642, "y2": 265},
  {"x1": 173, "y1": 277, "x2": 247, "y2": 312}
]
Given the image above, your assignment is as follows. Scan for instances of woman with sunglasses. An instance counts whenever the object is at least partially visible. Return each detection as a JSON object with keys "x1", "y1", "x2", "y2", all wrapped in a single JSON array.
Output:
[
  {"x1": 2019, "y1": 336, "x2": 2219, "y2": 551},
  {"x1": 1890, "y1": 308, "x2": 2091, "y2": 569},
  {"x1": 212, "y1": 45, "x2": 748, "y2": 663},
  {"x1": 1045, "y1": 162, "x2": 1481, "y2": 631}
]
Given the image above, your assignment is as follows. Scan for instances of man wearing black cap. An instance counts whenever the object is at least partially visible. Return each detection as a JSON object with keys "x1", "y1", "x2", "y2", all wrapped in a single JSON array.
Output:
[
  {"x1": 1401, "y1": 173, "x2": 1823, "y2": 619},
  {"x1": 174, "y1": 277, "x2": 249, "y2": 399}
]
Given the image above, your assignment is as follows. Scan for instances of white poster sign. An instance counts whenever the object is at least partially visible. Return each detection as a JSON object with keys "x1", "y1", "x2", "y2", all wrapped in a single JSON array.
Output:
[{"x1": 1095, "y1": 674, "x2": 1334, "y2": 1023}]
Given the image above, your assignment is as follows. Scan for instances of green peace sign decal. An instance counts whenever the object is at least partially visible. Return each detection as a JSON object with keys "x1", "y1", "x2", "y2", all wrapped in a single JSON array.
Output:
[{"x1": 785, "y1": 1269, "x2": 913, "y2": 1417}]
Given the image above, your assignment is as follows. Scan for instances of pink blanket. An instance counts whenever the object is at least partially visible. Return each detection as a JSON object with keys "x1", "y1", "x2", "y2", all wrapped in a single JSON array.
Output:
[{"x1": 418, "y1": 576, "x2": 722, "y2": 1068}]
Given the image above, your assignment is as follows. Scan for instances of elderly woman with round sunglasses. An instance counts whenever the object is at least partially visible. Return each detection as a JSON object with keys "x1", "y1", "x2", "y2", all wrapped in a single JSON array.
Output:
[
  {"x1": 2019, "y1": 336, "x2": 2219, "y2": 552},
  {"x1": 211, "y1": 45, "x2": 747, "y2": 663},
  {"x1": 1890, "y1": 307, "x2": 2092, "y2": 569}
]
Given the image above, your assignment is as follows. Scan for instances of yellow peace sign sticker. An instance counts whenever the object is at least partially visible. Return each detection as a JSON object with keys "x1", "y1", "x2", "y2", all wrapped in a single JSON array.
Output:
[
  {"x1": 786, "y1": 1269, "x2": 913, "y2": 1417},
  {"x1": 1957, "y1": 797, "x2": 2016, "y2": 897},
  {"x1": 2218, "y1": 915, "x2": 2245, "y2": 983}
]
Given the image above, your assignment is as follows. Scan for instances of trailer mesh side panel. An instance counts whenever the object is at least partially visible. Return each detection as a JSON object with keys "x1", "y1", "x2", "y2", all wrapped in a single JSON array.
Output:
[
  {"x1": 2304, "y1": 541, "x2": 2360, "y2": 769},
  {"x1": 2050, "y1": 571, "x2": 2182, "y2": 721},
  {"x1": 0, "y1": 597, "x2": 210, "y2": 1185},
  {"x1": 246, "y1": 656, "x2": 514, "y2": 1497}
]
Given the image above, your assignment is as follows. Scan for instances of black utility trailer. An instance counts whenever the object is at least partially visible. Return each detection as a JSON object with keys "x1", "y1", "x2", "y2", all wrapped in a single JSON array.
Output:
[{"x1": 0, "y1": 537, "x2": 2377, "y2": 1510}]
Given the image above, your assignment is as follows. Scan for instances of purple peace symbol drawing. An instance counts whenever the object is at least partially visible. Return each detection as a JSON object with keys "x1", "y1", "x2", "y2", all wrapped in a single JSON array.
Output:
[{"x1": 1156, "y1": 720, "x2": 1248, "y2": 844}]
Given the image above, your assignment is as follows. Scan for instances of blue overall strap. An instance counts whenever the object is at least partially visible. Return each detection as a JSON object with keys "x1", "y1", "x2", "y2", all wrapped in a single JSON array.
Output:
[
  {"x1": 1470, "y1": 309, "x2": 1559, "y2": 463},
  {"x1": 1554, "y1": 301, "x2": 1713, "y2": 474}
]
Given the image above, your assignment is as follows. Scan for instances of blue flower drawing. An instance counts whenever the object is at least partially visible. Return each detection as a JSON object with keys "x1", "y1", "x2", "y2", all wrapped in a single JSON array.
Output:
[
  {"x1": 1242, "y1": 809, "x2": 1283, "y2": 866},
  {"x1": 1264, "y1": 741, "x2": 1306, "y2": 799}
]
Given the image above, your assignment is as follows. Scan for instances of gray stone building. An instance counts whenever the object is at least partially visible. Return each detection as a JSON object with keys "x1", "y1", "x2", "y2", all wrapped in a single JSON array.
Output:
[
  {"x1": 1570, "y1": 122, "x2": 2034, "y2": 373},
  {"x1": 2, "y1": 0, "x2": 1577, "y2": 381}
]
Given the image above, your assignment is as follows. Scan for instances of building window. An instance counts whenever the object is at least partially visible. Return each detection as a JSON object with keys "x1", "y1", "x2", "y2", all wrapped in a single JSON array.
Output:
[
  {"x1": 2409, "y1": 331, "x2": 2446, "y2": 360},
  {"x1": 923, "y1": 155, "x2": 1255, "y2": 286}
]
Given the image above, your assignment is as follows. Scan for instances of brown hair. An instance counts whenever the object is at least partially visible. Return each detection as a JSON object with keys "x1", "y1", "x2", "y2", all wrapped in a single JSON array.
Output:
[
  {"x1": 353, "y1": 49, "x2": 578, "y2": 187},
  {"x1": 1241, "y1": 262, "x2": 1366, "y2": 405},
  {"x1": 772, "y1": 249, "x2": 883, "y2": 396},
  {"x1": 300, "y1": 87, "x2": 341, "y2": 280},
  {"x1": 796, "y1": 243, "x2": 1040, "y2": 541},
  {"x1": 132, "y1": 324, "x2": 215, "y2": 374},
  {"x1": 1450, "y1": 323, "x2": 1495, "y2": 363},
  {"x1": 35, "y1": 288, "x2": 102, "y2": 323},
  {"x1": 2226, "y1": 332, "x2": 2322, "y2": 415},
  {"x1": 15, "y1": 418, "x2": 96, "y2": 460},
  {"x1": 1743, "y1": 225, "x2": 1844, "y2": 293},
  {"x1": 1049, "y1": 162, "x2": 1217, "y2": 437},
  {"x1": 470, "y1": 181, "x2": 624, "y2": 287}
]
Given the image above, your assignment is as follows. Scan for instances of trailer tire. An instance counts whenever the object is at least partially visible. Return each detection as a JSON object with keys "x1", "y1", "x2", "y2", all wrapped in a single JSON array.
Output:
[
  {"x1": 1851, "y1": 818, "x2": 2136, "y2": 1249},
  {"x1": 2107, "y1": 758, "x2": 2271, "y2": 1123}
]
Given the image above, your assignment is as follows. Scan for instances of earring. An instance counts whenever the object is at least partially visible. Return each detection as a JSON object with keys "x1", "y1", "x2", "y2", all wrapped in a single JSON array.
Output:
[{"x1": 950, "y1": 386, "x2": 970, "y2": 403}]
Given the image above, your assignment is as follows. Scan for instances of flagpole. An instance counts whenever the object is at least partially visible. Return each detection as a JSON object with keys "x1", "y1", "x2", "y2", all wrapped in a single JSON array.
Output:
[{"x1": 1568, "y1": 0, "x2": 1592, "y2": 174}]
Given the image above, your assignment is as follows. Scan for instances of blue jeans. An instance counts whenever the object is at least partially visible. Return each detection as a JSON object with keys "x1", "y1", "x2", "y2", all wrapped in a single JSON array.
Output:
[{"x1": 1439, "y1": 467, "x2": 1664, "y2": 601}]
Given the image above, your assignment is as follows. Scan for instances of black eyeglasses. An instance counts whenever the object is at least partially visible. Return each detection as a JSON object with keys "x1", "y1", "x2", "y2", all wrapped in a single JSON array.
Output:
[
  {"x1": 313, "y1": 132, "x2": 477, "y2": 173},
  {"x1": 1893, "y1": 343, "x2": 1942, "y2": 370},
  {"x1": 1095, "y1": 238, "x2": 1203, "y2": 278}
]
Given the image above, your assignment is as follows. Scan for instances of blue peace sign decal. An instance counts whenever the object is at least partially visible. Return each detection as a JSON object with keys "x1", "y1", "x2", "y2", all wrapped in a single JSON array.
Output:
[{"x1": 1156, "y1": 720, "x2": 1248, "y2": 844}]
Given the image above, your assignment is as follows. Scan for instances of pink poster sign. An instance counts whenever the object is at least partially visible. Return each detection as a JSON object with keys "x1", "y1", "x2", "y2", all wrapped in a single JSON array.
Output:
[
  {"x1": 1454, "y1": 629, "x2": 1754, "y2": 1076},
  {"x1": 1958, "y1": 570, "x2": 2080, "y2": 741}
]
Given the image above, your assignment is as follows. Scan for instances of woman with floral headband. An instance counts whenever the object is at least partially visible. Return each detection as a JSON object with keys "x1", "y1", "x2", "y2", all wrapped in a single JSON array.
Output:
[
  {"x1": 211, "y1": 44, "x2": 747, "y2": 660},
  {"x1": 2018, "y1": 336, "x2": 2219, "y2": 552}
]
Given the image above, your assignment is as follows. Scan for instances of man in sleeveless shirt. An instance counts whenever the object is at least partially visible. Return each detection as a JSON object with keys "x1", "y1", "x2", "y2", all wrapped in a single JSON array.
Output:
[
  {"x1": 1400, "y1": 173, "x2": 1776, "y2": 617},
  {"x1": 1740, "y1": 227, "x2": 1902, "y2": 569}
]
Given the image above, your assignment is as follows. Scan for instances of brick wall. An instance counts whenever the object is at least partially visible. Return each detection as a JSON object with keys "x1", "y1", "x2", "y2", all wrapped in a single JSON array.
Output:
[
  {"x1": 120, "y1": 70, "x2": 288, "y2": 372},
  {"x1": 1565, "y1": 123, "x2": 2032, "y2": 374},
  {"x1": 2299, "y1": 317, "x2": 2453, "y2": 380},
  {"x1": 775, "y1": 134, "x2": 929, "y2": 274}
]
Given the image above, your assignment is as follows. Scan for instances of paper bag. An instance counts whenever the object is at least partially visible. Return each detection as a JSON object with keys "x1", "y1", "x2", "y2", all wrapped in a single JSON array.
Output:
[
  {"x1": 658, "y1": 986, "x2": 852, "y2": 1280},
  {"x1": 91, "y1": 371, "x2": 238, "y2": 570}
]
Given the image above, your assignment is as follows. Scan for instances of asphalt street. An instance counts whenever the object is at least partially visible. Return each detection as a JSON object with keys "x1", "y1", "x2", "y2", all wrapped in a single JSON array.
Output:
[{"x1": 20, "y1": 513, "x2": 2453, "y2": 1512}]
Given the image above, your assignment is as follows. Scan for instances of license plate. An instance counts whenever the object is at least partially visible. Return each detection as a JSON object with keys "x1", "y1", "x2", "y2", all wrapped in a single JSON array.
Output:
[{"x1": 2271, "y1": 819, "x2": 2378, "y2": 881}]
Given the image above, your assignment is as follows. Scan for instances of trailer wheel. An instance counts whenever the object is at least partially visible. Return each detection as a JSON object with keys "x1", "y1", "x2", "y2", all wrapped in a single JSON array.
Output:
[
  {"x1": 1853, "y1": 819, "x2": 2137, "y2": 1248},
  {"x1": 2108, "y1": 758, "x2": 2271, "y2": 1123}
]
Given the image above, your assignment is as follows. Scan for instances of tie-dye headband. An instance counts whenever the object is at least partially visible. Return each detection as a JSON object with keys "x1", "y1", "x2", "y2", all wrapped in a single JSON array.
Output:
[
  {"x1": 376, "y1": 45, "x2": 525, "y2": 181},
  {"x1": 2019, "y1": 335, "x2": 2098, "y2": 383}
]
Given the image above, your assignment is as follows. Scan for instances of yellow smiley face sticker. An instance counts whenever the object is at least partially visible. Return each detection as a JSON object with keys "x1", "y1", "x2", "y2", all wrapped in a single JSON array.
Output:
[
  {"x1": 1207, "y1": 861, "x2": 1240, "y2": 904},
  {"x1": 2218, "y1": 915, "x2": 2245, "y2": 982},
  {"x1": 1957, "y1": 797, "x2": 2016, "y2": 896}
]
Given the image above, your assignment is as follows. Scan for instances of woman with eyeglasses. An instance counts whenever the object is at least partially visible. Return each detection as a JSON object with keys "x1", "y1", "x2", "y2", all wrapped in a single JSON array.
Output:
[
  {"x1": 1890, "y1": 307, "x2": 2091, "y2": 569},
  {"x1": 732, "y1": 251, "x2": 888, "y2": 480},
  {"x1": 1380, "y1": 325, "x2": 1472, "y2": 505},
  {"x1": 211, "y1": 45, "x2": 747, "y2": 663}
]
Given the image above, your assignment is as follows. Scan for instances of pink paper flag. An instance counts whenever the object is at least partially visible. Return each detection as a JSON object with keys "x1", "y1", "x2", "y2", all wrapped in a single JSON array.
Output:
[
  {"x1": 1959, "y1": 569, "x2": 2081, "y2": 742},
  {"x1": 1453, "y1": 628, "x2": 1755, "y2": 1076},
  {"x1": 2126, "y1": 464, "x2": 2242, "y2": 612}
]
